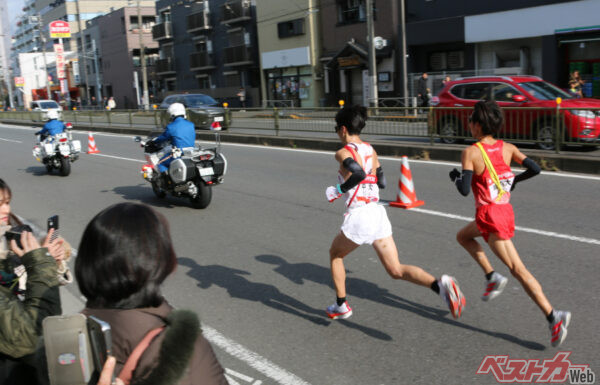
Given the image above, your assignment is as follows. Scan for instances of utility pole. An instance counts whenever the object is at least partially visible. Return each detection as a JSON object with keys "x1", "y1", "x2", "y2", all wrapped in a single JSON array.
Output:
[
  {"x1": 137, "y1": 0, "x2": 149, "y2": 110},
  {"x1": 35, "y1": 15, "x2": 52, "y2": 100},
  {"x1": 75, "y1": 0, "x2": 91, "y2": 103},
  {"x1": 92, "y1": 39, "x2": 101, "y2": 102},
  {"x1": 0, "y1": 33, "x2": 15, "y2": 109},
  {"x1": 400, "y1": 0, "x2": 408, "y2": 104},
  {"x1": 366, "y1": 0, "x2": 378, "y2": 108}
]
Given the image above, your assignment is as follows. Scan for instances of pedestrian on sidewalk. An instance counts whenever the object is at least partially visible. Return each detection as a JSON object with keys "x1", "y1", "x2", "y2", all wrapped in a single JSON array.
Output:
[
  {"x1": 449, "y1": 100, "x2": 571, "y2": 347},
  {"x1": 76, "y1": 202, "x2": 227, "y2": 385},
  {"x1": 324, "y1": 105, "x2": 466, "y2": 320},
  {"x1": 417, "y1": 72, "x2": 429, "y2": 109},
  {"x1": 107, "y1": 97, "x2": 116, "y2": 111}
]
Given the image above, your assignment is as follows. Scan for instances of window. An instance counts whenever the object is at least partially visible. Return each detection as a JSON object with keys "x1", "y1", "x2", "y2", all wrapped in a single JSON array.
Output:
[
  {"x1": 227, "y1": 29, "x2": 245, "y2": 46},
  {"x1": 518, "y1": 81, "x2": 572, "y2": 100},
  {"x1": 197, "y1": 76, "x2": 210, "y2": 89},
  {"x1": 130, "y1": 16, "x2": 156, "y2": 30},
  {"x1": 429, "y1": 50, "x2": 464, "y2": 71},
  {"x1": 337, "y1": 0, "x2": 373, "y2": 24},
  {"x1": 451, "y1": 83, "x2": 491, "y2": 100},
  {"x1": 491, "y1": 83, "x2": 521, "y2": 102},
  {"x1": 277, "y1": 19, "x2": 304, "y2": 38},
  {"x1": 160, "y1": 11, "x2": 171, "y2": 23}
]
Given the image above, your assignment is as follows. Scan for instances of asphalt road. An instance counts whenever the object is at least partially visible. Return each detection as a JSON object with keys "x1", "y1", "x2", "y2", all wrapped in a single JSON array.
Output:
[{"x1": 1, "y1": 122, "x2": 598, "y2": 385}]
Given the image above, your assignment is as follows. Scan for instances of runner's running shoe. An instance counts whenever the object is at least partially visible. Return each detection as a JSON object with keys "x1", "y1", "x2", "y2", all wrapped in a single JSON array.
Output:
[
  {"x1": 550, "y1": 310, "x2": 571, "y2": 347},
  {"x1": 439, "y1": 275, "x2": 466, "y2": 319},
  {"x1": 326, "y1": 301, "x2": 353, "y2": 320},
  {"x1": 482, "y1": 272, "x2": 508, "y2": 301}
]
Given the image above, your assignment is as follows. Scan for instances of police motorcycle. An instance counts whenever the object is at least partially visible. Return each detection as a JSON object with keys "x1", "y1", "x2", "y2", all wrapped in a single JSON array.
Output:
[
  {"x1": 134, "y1": 115, "x2": 227, "y2": 210},
  {"x1": 32, "y1": 111, "x2": 81, "y2": 176}
]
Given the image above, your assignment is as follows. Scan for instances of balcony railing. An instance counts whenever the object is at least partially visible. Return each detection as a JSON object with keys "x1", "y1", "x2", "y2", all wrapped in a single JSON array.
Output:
[
  {"x1": 187, "y1": 11, "x2": 211, "y2": 33},
  {"x1": 190, "y1": 51, "x2": 215, "y2": 70},
  {"x1": 156, "y1": 58, "x2": 175, "y2": 75},
  {"x1": 221, "y1": 0, "x2": 251, "y2": 24},
  {"x1": 152, "y1": 22, "x2": 173, "y2": 41},
  {"x1": 224, "y1": 45, "x2": 253, "y2": 66}
]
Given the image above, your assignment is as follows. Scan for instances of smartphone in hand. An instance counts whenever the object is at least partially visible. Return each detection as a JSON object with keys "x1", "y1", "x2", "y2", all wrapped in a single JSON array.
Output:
[{"x1": 47, "y1": 215, "x2": 59, "y2": 242}]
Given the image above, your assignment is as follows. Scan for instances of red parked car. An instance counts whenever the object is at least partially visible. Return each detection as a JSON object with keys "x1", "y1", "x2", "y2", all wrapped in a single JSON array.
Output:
[{"x1": 431, "y1": 75, "x2": 600, "y2": 149}]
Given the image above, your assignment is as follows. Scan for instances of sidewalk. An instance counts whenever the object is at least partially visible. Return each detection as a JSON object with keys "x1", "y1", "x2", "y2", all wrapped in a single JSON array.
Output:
[{"x1": 3, "y1": 119, "x2": 600, "y2": 174}]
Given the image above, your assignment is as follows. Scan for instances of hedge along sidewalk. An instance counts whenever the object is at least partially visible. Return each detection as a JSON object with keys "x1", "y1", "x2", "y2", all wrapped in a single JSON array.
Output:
[{"x1": 3, "y1": 118, "x2": 600, "y2": 175}]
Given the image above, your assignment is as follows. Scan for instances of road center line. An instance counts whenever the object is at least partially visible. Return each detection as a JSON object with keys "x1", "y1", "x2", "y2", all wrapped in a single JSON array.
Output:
[
  {"x1": 0, "y1": 137, "x2": 22, "y2": 143},
  {"x1": 406, "y1": 207, "x2": 600, "y2": 246},
  {"x1": 203, "y1": 326, "x2": 311, "y2": 385}
]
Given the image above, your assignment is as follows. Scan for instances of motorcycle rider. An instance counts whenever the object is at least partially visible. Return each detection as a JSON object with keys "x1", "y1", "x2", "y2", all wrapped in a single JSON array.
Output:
[
  {"x1": 152, "y1": 103, "x2": 196, "y2": 185},
  {"x1": 35, "y1": 110, "x2": 65, "y2": 142}
]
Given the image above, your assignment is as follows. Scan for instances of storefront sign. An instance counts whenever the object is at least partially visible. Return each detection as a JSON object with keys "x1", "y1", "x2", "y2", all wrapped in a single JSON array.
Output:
[
  {"x1": 60, "y1": 78, "x2": 68, "y2": 94},
  {"x1": 72, "y1": 60, "x2": 80, "y2": 84},
  {"x1": 14, "y1": 77, "x2": 25, "y2": 87},
  {"x1": 262, "y1": 47, "x2": 310, "y2": 69},
  {"x1": 337, "y1": 55, "x2": 361, "y2": 68},
  {"x1": 54, "y1": 44, "x2": 65, "y2": 79},
  {"x1": 49, "y1": 20, "x2": 71, "y2": 38}
]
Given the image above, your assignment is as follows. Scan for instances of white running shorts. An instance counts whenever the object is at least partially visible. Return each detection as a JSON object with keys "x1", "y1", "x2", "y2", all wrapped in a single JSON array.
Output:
[{"x1": 341, "y1": 203, "x2": 393, "y2": 245}]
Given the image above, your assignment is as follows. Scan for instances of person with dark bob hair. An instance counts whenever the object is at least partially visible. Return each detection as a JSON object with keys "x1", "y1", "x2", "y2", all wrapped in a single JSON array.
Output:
[
  {"x1": 324, "y1": 105, "x2": 466, "y2": 321},
  {"x1": 76, "y1": 203, "x2": 227, "y2": 385},
  {"x1": 449, "y1": 100, "x2": 571, "y2": 347}
]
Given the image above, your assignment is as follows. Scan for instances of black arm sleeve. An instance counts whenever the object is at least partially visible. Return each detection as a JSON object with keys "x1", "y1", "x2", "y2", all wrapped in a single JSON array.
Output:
[
  {"x1": 454, "y1": 170, "x2": 473, "y2": 197},
  {"x1": 513, "y1": 157, "x2": 541, "y2": 185},
  {"x1": 376, "y1": 166, "x2": 386, "y2": 189},
  {"x1": 339, "y1": 158, "x2": 366, "y2": 193}
]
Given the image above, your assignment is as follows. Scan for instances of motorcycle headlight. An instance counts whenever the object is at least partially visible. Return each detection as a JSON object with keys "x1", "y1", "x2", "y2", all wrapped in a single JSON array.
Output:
[{"x1": 570, "y1": 110, "x2": 596, "y2": 119}]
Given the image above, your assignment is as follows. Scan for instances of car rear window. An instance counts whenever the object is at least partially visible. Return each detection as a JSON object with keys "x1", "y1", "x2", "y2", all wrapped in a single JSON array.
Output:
[
  {"x1": 183, "y1": 94, "x2": 217, "y2": 108},
  {"x1": 39, "y1": 101, "x2": 59, "y2": 109},
  {"x1": 517, "y1": 81, "x2": 572, "y2": 100}
]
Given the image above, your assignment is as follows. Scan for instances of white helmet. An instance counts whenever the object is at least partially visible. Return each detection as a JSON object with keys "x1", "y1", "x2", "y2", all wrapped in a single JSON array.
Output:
[
  {"x1": 167, "y1": 103, "x2": 186, "y2": 120},
  {"x1": 46, "y1": 109, "x2": 59, "y2": 120}
]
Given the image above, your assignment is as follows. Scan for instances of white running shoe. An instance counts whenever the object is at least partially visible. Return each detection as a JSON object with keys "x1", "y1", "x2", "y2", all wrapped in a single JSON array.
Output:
[
  {"x1": 482, "y1": 272, "x2": 508, "y2": 301},
  {"x1": 326, "y1": 301, "x2": 353, "y2": 320},
  {"x1": 550, "y1": 310, "x2": 571, "y2": 347},
  {"x1": 439, "y1": 275, "x2": 466, "y2": 319}
]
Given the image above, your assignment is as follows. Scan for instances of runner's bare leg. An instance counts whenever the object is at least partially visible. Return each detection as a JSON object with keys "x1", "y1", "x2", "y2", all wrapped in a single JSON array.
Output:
[
  {"x1": 329, "y1": 232, "x2": 360, "y2": 298},
  {"x1": 372, "y1": 236, "x2": 436, "y2": 287},
  {"x1": 457, "y1": 221, "x2": 494, "y2": 275}
]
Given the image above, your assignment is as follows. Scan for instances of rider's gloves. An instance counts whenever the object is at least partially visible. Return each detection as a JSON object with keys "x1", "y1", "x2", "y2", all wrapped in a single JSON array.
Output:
[
  {"x1": 449, "y1": 168, "x2": 461, "y2": 182},
  {"x1": 325, "y1": 185, "x2": 343, "y2": 202}
]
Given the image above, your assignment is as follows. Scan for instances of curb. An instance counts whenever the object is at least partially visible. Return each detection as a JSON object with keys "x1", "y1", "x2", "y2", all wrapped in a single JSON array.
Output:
[{"x1": 4, "y1": 119, "x2": 600, "y2": 175}]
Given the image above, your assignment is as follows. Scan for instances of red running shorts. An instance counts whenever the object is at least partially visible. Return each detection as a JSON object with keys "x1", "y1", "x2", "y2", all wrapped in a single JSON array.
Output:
[{"x1": 475, "y1": 203, "x2": 515, "y2": 242}]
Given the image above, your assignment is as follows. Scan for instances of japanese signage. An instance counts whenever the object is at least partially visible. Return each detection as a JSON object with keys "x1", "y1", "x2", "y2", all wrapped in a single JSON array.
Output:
[
  {"x1": 14, "y1": 77, "x2": 25, "y2": 87},
  {"x1": 54, "y1": 43, "x2": 65, "y2": 79},
  {"x1": 49, "y1": 20, "x2": 71, "y2": 38}
]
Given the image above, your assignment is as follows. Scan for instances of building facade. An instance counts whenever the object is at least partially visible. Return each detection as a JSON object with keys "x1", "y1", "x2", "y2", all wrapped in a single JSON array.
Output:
[
  {"x1": 77, "y1": 6, "x2": 159, "y2": 109},
  {"x1": 319, "y1": 0, "x2": 398, "y2": 107},
  {"x1": 255, "y1": 0, "x2": 323, "y2": 107},
  {"x1": 153, "y1": 0, "x2": 260, "y2": 106},
  {"x1": 404, "y1": 0, "x2": 600, "y2": 97}
]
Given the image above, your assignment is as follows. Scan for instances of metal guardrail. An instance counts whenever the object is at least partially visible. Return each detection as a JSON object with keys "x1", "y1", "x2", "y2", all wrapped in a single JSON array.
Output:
[{"x1": 1, "y1": 107, "x2": 598, "y2": 153}]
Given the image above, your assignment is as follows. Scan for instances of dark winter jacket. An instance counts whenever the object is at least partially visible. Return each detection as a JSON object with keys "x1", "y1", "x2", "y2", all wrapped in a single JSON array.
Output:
[
  {"x1": 0, "y1": 247, "x2": 62, "y2": 385},
  {"x1": 83, "y1": 301, "x2": 227, "y2": 385}
]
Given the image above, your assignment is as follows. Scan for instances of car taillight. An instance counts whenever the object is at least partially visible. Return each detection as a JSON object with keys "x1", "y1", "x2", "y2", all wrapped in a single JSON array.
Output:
[
  {"x1": 59, "y1": 138, "x2": 68, "y2": 142},
  {"x1": 198, "y1": 154, "x2": 214, "y2": 161},
  {"x1": 66, "y1": 123, "x2": 73, "y2": 129}
]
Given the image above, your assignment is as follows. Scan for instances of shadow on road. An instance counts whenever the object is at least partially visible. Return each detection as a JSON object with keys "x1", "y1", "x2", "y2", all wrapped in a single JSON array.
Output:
[
  {"x1": 256, "y1": 254, "x2": 546, "y2": 351},
  {"x1": 107, "y1": 184, "x2": 179, "y2": 208},
  {"x1": 177, "y1": 257, "x2": 392, "y2": 341},
  {"x1": 23, "y1": 166, "x2": 51, "y2": 176}
]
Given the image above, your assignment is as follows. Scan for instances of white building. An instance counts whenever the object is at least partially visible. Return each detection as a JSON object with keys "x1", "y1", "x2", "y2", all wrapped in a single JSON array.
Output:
[{"x1": 18, "y1": 51, "x2": 74, "y2": 108}]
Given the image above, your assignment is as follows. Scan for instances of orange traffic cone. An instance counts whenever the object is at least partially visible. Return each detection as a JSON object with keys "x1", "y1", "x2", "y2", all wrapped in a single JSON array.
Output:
[
  {"x1": 389, "y1": 156, "x2": 425, "y2": 209},
  {"x1": 87, "y1": 132, "x2": 100, "y2": 154}
]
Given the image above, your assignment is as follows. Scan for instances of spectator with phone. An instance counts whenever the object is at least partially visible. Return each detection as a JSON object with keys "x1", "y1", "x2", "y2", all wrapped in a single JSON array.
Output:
[
  {"x1": 0, "y1": 179, "x2": 63, "y2": 384},
  {"x1": 76, "y1": 203, "x2": 227, "y2": 385}
]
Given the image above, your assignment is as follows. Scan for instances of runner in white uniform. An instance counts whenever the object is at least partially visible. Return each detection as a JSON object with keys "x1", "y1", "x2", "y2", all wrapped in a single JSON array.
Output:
[{"x1": 325, "y1": 105, "x2": 466, "y2": 320}]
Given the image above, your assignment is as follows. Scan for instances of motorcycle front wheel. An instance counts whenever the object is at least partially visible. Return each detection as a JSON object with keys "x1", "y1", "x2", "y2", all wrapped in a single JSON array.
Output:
[
  {"x1": 59, "y1": 157, "x2": 71, "y2": 176},
  {"x1": 189, "y1": 179, "x2": 212, "y2": 209},
  {"x1": 151, "y1": 181, "x2": 166, "y2": 198}
]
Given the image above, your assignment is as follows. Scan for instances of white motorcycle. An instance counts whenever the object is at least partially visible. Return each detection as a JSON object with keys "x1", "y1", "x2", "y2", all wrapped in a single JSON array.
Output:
[
  {"x1": 32, "y1": 123, "x2": 81, "y2": 176},
  {"x1": 134, "y1": 133, "x2": 227, "y2": 209}
]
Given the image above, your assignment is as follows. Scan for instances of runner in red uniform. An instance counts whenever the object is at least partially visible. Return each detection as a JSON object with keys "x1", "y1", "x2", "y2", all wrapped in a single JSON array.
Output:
[
  {"x1": 450, "y1": 100, "x2": 571, "y2": 347},
  {"x1": 325, "y1": 105, "x2": 466, "y2": 321}
]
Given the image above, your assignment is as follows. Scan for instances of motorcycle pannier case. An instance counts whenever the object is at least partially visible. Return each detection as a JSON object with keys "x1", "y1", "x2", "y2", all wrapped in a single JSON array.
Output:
[
  {"x1": 213, "y1": 153, "x2": 226, "y2": 176},
  {"x1": 169, "y1": 158, "x2": 196, "y2": 183}
]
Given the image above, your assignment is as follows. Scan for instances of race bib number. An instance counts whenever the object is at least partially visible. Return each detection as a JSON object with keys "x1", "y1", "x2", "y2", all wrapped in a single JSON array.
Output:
[{"x1": 488, "y1": 177, "x2": 514, "y2": 201}]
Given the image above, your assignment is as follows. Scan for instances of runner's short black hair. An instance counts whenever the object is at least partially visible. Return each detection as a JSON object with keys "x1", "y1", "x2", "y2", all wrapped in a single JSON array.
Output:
[
  {"x1": 471, "y1": 100, "x2": 503, "y2": 136},
  {"x1": 75, "y1": 203, "x2": 177, "y2": 309},
  {"x1": 335, "y1": 105, "x2": 368, "y2": 135}
]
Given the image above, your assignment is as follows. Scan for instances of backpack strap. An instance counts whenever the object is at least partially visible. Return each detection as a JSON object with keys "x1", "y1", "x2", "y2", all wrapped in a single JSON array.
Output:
[
  {"x1": 475, "y1": 142, "x2": 506, "y2": 202},
  {"x1": 117, "y1": 326, "x2": 165, "y2": 385}
]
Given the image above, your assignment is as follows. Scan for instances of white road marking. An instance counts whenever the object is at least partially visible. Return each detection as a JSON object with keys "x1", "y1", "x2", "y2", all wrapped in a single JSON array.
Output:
[
  {"x1": 88, "y1": 153, "x2": 145, "y2": 163},
  {"x1": 405, "y1": 207, "x2": 600, "y2": 246},
  {"x1": 203, "y1": 325, "x2": 311, "y2": 385},
  {"x1": 0, "y1": 137, "x2": 22, "y2": 143},
  {"x1": 226, "y1": 368, "x2": 255, "y2": 382}
]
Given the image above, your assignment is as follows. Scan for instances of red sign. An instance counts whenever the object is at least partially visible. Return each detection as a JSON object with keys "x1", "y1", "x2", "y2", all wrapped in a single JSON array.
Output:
[
  {"x1": 14, "y1": 77, "x2": 25, "y2": 87},
  {"x1": 54, "y1": 44, "x2": 65, "y2": 79},
  {"x1": 49, "y1": 20, "x2": 70, "y2": 38}
]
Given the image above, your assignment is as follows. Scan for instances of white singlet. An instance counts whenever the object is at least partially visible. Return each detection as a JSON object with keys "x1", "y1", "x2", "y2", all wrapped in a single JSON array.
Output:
[{"x1": 338, "y1": 142, "x2": 392, "y2": 245}]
